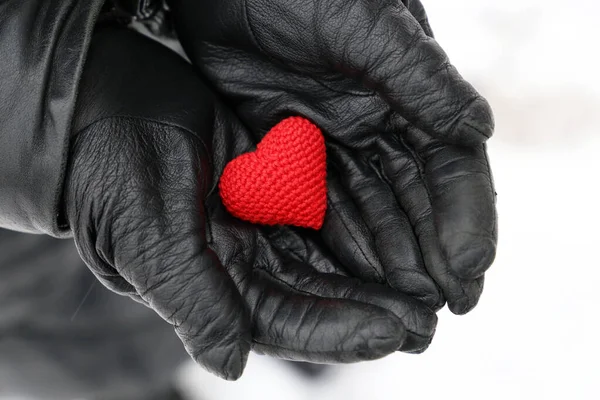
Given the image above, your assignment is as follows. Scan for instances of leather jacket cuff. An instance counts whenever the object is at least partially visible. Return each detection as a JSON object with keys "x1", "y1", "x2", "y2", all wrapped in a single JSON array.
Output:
[{"x1": 0, "y1": 0, "x2": 104, "y2": 237}]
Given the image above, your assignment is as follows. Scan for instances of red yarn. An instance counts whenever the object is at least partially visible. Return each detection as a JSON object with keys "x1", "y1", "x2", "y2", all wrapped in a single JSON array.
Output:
[{"x1": 219, "y1": 116, "x2": 327, "y2": 229}]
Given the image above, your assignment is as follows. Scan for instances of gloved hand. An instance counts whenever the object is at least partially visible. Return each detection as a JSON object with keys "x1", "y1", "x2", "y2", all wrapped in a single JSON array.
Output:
[
  {"x1": 64, "y1": 25, "x2": 437, "y2": 380},
  {"x1": 170, "y1": 0, "x2": 498, "y2": 314}
]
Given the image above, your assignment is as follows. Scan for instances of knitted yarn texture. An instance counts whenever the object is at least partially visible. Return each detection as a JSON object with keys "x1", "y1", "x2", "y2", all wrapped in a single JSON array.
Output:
[{"x1": 219, "y1": 117, "x2": 327, "y2": 229}]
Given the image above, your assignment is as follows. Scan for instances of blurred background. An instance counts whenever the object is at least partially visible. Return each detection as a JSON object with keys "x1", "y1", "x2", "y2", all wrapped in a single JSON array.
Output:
[
  {"x1": 175, "y1": 1, "x2": 600, "y2": 399},
  {"x1": 2, "y1": 0, "x2": 599, "y2": 399}
]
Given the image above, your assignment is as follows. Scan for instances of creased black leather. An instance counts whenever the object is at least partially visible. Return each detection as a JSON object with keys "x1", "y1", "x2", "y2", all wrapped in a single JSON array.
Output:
[
  {"x1": 0, "y1": 0, "x2": 104, "y2": 236},
  {"x1": 65, "y1": 27, "x2": 438, "y2": 380},
  {"x1": 170, "y1": 0, "x2": 498, "y2": 314}
]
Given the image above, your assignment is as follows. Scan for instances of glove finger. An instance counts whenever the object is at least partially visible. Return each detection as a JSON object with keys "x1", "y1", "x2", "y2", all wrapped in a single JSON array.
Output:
[
  {"x1": 205, "y1": 194, "x2": 406, "y2": 362},
  {"x1": 255, "y1": 246, "x2": 438, "y2": 354},
  {"x1": 328, "y1": 0, "x2": 493, "y2": 145},
  {"x1": 328, "y1": 145, "x2": 443, "y2": 310},
  {"x1": 404, "y1": 127, "x2": 498, "y2": 279},
  {"x1": 376, "y1": 133, "x2": 484, "y2": 314},
  {"x1": 103, "y1": 135, "x2": 252, "y2": 380},
  {"x1": 226, "y1": 258, "x2": 406, "y2": 363},
  {"x1": 236, "y1": 0, "x2": 492, "y2": 145},
  {"x1": 402, "y1": 0, "x2": 434, "y2": 37}
]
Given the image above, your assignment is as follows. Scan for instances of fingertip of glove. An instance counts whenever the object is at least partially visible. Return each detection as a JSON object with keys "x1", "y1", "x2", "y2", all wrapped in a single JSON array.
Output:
[
  {"x1": 398, "y1": 306, "x2": 438, "y2": 353},
  {"x1": 190, "y1": 314, "x2": 252, "y2": 381},
  {"x1": 222, "y1": 351, "x2": 248, "y2": 381},
  {"x1": 356, "y1": 314, "x2": 407, "y2": 359},
  {"x1": 450, "y1": 96, "x2": 495, "y2": 145},
  {"x1": 448, "y1": 297, "x2": 477, "y2": 315},
  {"x1": 446, "y1": 234, "x2": 497, "y2": 280},
  {"x1": 447, "y1": 283, "x2": 484, "y2": 315},
  {"x1": 400, "y1": 331, "x2": 435, "y2": 354},
  {"x1": 204, "y1": 337, "x2": 251, "y2": 381},
  {"x1": 414, "y1": 286, "x2": 445, "y2": 312},
  {"x1": 385, "y1": 270, "x2": 444, "y2": 311}
]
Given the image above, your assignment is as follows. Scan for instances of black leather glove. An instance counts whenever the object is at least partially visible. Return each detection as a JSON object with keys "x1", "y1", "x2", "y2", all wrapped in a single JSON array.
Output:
[
  {"x1": 65, "y1": 26, "x2": 437, "y2": 380},
  {"x1": 170, "y1": 0, "x2": 498, "y2": 314}
]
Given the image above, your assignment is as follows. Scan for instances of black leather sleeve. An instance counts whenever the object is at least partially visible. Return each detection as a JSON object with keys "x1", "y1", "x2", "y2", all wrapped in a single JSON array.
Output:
[{"x1": 0, "y1": 0, "x2": 104, "y2": 236}]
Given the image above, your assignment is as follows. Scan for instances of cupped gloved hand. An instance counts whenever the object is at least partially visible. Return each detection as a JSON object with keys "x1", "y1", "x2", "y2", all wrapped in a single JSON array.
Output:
[
  {"x1": 64, "y1": 25, "x2": 438, "y2": 380},
  {"x1": 169, "y1": 0, "x2": 498, "y2": 314}
]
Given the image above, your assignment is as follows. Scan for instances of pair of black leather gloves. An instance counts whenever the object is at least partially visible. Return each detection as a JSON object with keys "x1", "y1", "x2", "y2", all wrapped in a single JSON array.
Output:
[{"x1": 64, "y1": 0, "x2": 497, "y2": 380}]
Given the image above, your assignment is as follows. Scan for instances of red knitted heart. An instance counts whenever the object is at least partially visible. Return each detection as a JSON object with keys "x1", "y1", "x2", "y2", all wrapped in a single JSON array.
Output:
[{"x1": 219, "y1": 117, "x2": 327, "y2": 229}]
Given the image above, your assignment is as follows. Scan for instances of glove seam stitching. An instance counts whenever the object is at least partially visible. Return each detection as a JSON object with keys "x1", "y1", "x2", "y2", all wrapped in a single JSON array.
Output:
[{"x1": 326, "y1": 198, "x2": 384, "y2": 281}]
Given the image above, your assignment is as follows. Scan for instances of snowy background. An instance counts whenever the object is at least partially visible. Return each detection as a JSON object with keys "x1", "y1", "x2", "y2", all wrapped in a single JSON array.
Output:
[{"x1": 176, "y1": 1, "x2": 600, "y2": 399}]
